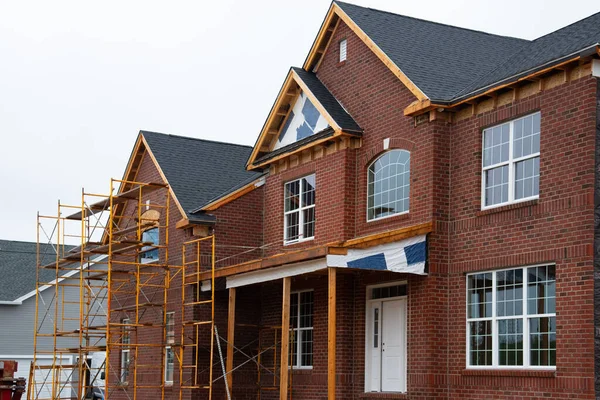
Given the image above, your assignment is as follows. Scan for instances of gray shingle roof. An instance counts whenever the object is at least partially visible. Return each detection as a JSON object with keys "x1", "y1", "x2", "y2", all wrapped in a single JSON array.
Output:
[
  {"x1": 455, "y1": 12, "x2": 600, "y2": 99},
  {"x1": 335, "y1": 1, "x2": 600, "y2": 103},
  {"x1": 0, "y1": 240, "x2": 73, "y2": 302},
  {"x1": 292, "y1": 67, "x2": 362, "y2": 133},
  {"x1": 141, "y1": 131, "x2": 263, "y2": 218}
]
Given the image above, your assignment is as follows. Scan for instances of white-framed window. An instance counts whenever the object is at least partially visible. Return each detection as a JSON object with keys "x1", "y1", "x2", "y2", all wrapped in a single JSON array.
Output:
[
  {"x1": 466, "y1": 264, "x2": 556, "y2": 369},
  {"x1": 367, "y1": 150, "x2": 410, "y2": 221},
  {"x1": 482, "y1": 112, "x2": 540, "y2": 209},
  {"x1": 339, "y1": 39, "x2": 347, "y2": 62},
  {"x1": 290, "y1": 290, "x2": 313, "y2": 368},
  {"x1": 284, "y1": 175, "x2": 315, "y2": 244},
  {"x1": 140, "y1": 227, "x2": 159, "y2": 263},
  {"x1": 164, "y1": 312, "x2": 175, "y2": 384},
  {"x1": 120, "y1": 318, "x2": 130, "y2": 383}
]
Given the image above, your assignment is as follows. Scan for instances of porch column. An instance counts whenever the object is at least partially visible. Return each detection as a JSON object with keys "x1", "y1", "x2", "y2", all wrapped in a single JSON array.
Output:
[
  {"x1": 328, "y1": 267, "x2": 337, "y2": 400},
  {"x1": 226, "y1": 287, "x2": 236, "y2": 391},
  {"x1": 280, "y1": 277, "x2": 291, "y2": 400}
]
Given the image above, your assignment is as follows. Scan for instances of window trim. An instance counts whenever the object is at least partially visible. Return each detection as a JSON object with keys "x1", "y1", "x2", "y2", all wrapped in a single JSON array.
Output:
[
  {"x1": 465, "y1": 264, "x2": 556, "y2": 370},
  {"x1": 480, "y1": 112, "x2": 541, "y2": 210},
  {"x1": 164, "y1": 312, "x2": 175, "y2": 385},
  {"x1": 290, "y1": 289, "x2": 314, "y2": 370},
  {"x1": 283, "y1": 174, "x2": 316, "y2": 245},
  {"x1": 339, "y1": 38, "x2": 347, "y2": 62},
  {"x1": 366, "y1": 150, "x2": 411, "y2": 222}
]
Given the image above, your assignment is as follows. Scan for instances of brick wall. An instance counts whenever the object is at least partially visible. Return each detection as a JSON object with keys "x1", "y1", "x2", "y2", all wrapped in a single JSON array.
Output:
[
  {"x1": 251, "y1": 18, "x2": 599, "y2": 399},
  {"x1": 593, "y1": 77, "x2": 600, "y2": 396},
  {"x1": 107, "y1": 19, "x2": 599, "y2": 400},
  {"x1": 211, "y1": 186, "x2": 265, "y2": 268}
]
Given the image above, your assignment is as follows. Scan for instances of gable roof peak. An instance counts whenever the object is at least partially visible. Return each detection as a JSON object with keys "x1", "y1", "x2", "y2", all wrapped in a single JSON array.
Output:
[
  {"x1": 334, "y1": 1, "x2": 529, "y2": 43},
  {"x1": 140, "y1": 130, "x2": 253, "y2": 150}
]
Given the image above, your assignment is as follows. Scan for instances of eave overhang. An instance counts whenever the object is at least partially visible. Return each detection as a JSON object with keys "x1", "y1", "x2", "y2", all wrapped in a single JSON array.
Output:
[{"x1": 405, "y1": 44, "x2": 600, "y2": 117}]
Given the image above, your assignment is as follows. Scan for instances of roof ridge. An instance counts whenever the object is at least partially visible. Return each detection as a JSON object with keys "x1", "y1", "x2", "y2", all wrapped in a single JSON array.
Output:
[
  {"x1": 141, "y1": 130, "x2": 253, "y2": 149},
  {"x1": 0, "y1": 239, "x2": 38, "y2": 245},
  {"x1": 530, "y1": 9, "x2": 600, "y2": 42},
  {"x1": 334, "y1": 1, "x2": 530, "y2": 43}
]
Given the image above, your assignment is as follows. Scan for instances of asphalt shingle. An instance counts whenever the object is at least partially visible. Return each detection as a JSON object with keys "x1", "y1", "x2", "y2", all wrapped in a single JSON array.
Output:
[
  {"x1": 335, "y1": 1, "x2": 600, "y2": 103},
  {"x1": 141, "y1": 131, "x2": 263, "y2": 217},
  {"x1": 292, "y1": 67, "x2": 362, "y2": 133},
  {"x1": 0, "y1": 240, "x2": 73, "y2": 302},
  {"x1": 336, "y1": 1, "x2": 529, "y2": 102}
]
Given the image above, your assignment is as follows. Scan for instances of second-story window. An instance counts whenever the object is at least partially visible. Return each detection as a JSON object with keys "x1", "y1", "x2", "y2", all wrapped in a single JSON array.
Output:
[
  {"x1": 482, "y1": 112, "x2": 540, "y2": 208},
  {"x1": 140, "y1": 227, "x2": 159, "y2": 263},
  {"x1": 284, "y1": 175, "x2": 316, "y2": 244},
  {"x1": 368, "y1": 150, "x2": 410, "y2": 221}
]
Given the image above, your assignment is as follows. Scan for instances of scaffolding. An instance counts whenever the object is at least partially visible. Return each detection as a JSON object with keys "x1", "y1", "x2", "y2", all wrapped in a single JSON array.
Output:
[
  {"x1": 177, "y1": 236, "x2": 215, "y2": 400},
  {"x1": 29, "y1": 178, "x2": 217, "y2": 400}
]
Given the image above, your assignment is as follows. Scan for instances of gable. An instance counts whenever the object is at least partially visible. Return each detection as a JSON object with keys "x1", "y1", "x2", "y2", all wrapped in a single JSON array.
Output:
[
  {"x1": 273, "y1": 91, "x2": 330, "y2": 150},
  {"x1": 305, "y1": 1, "x2": 600, "y2": 117},
  {"x1": 247, "y1": 67, "x2": 361, "y2": 170}
]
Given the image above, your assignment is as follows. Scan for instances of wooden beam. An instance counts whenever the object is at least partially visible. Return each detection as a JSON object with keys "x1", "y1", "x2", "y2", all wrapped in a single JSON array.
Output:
[
  {"x1": 341, "y1": 222, "x2": 433, "y2": 249},
  {"x1": 202, "y1": 177, "x2": 265, "y2": 211},
  {"x1": 291, "y1": 69, "x2": 343, "y2": 132},
  {"x1": 246, "y1": 72, "x2": 295, "y2": 169},
  {"x1": 404, "y1": 56, "x2": 582, "y2": 117},
  {"x1": 328, "y1": 268, "x2": 337, "y2": 400},
  {"x1": 280, "y1": 277, "x2": 291, "y2": 400},
  {"x1": 226, "y1": 288, "x2": 236, "y2": 391}
]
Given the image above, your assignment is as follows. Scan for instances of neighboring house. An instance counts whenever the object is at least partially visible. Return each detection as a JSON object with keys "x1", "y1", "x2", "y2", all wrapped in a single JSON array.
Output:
[
  {"x1": 39, "y1": 2, "x2": 600, "y2": 400},
  {"x1": 0, "y1": 240, "x2": 106, "y2": 399}
]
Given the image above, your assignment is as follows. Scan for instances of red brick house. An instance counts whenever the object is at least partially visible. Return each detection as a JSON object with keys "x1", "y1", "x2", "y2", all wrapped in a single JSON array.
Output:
[{"x1": 109, "y1": 2, "x2": 600, "y2": 399}]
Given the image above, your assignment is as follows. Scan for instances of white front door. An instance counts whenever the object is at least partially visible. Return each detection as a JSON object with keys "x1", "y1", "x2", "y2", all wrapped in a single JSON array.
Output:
[
  {"x1": 381, "y1": 299, "x2": 406, "y2": 392},
  {"x1": 367, "y1": 297, "x2": 407, "y2": 393}
]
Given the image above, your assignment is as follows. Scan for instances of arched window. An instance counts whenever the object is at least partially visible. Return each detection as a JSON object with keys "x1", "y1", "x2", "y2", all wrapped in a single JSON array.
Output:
[{"x1": 367, "y1": 150, "x2": 410, "y2": 221}]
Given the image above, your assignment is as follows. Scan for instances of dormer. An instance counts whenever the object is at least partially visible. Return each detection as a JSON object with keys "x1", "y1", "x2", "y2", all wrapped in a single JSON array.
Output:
[{"x1": 247, "y1": 67, "x2": 362, "y2": 172}]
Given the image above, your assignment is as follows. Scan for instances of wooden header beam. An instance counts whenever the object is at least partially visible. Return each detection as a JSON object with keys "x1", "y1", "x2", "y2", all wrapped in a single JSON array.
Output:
[{"x1": 192, "y1": 222, "x2": 434, "y2": 283}]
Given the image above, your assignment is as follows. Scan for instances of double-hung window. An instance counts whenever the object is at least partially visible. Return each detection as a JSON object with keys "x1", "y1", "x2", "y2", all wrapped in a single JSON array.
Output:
[
  {"x1": 120, "y1": 318, "x2": 130, "y2": 383},
  {"x1": 482, "y1": 112, "x2": 540, "y2": 208},
  {"x1": 466, "y1": 265, "x2": 556, "y2": 368},
  {"x1": 284, "y1": 175, "x2": 315, "y2": 244},
  {"x1": 165, "y1": 312, "x2": 175, "y2": 384},
  {"x1": 290, "y1": 290, "x2": 314, "y2": 368}
]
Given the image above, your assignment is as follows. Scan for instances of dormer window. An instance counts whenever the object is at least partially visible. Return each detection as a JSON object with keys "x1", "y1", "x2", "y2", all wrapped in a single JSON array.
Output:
[{"x1": 339, "y1": 39, "x2": 347, "y2": 62}]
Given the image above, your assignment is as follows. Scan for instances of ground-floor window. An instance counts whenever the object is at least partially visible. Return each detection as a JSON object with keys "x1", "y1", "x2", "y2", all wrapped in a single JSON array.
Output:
[
  {"x1": 466, "y1": 264, "x2": 556, "y2": 368},
  {"x1": 165, "y1": 312, "x2": 175, "y2": 384},
  {"x1": 120, "y1": 318, "x2": 130, "y2": 383},
  {"x1": 365, "y1": 282, "x2": 407, "y2": 393},
  {"x1": 290, "y1": 290, "x2": 313, "y2": 368}
]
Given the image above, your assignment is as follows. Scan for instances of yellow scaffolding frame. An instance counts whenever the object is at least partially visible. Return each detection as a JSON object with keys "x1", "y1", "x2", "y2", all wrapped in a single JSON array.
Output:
[
  {"x1": 177, "y1": 236, "x2": 216, "y2": 400},
  {"x1": 28, "y1": 178, "x2": 214, "y2": 400}
]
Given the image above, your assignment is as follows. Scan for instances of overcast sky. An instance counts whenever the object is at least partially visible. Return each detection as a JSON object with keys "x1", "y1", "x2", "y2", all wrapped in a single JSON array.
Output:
[{"x1": 1, "y1": 0, "x2": 599, "y2": 242}]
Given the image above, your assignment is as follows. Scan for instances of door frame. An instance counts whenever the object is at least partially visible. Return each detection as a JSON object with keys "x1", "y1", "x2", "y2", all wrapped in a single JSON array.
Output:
[{"x1": 364, "y1": 281, "x2": 408, "y2": 393}]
